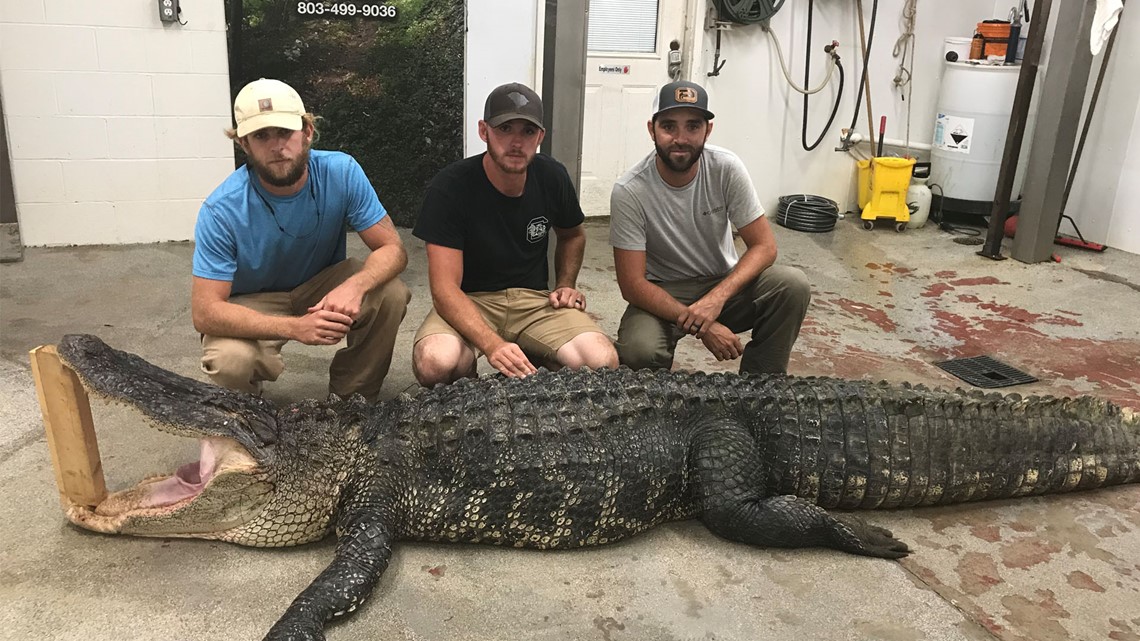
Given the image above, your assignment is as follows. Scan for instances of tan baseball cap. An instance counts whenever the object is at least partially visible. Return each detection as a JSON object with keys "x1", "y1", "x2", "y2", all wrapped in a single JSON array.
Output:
[{"x1": 233, "y1": 78, "x2": 305, "y2": 137}]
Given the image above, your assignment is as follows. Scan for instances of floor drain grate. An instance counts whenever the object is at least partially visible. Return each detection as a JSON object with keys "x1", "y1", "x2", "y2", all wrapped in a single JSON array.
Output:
[{"x1": 935, "y1": 355, "x2": 1038, "y2": 388}]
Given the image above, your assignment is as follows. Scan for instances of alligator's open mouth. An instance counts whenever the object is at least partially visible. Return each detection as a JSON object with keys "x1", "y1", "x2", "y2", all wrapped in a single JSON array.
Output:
[
  {"x1": 51, "y1": 334, "x2": 280, "y2": 539},
  {"x1": 64, "y1": 436, "x2": 273, "y2": 538}
]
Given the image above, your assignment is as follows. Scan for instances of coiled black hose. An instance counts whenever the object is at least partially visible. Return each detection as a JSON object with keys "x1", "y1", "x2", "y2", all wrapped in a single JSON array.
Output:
[
  {"x1": 713, "y1": 0, "x2": 787, "y2": 24},
  {"x1": 775, "y1": 194, "x2": 840, "y2": 233}
]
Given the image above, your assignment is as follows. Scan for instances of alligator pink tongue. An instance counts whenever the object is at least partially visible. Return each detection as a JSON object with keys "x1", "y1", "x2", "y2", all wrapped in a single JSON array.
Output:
[{"x1": 139, "y1": 440, "x2": 220, "y2": 508}]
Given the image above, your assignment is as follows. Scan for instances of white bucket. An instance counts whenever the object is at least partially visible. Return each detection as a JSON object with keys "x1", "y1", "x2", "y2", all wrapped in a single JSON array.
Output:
[{"x1": 943, "y1": 37, "x2": 973, "y2": 63}]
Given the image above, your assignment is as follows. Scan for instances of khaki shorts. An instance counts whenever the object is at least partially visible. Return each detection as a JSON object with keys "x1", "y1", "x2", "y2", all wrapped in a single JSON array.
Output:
[{"x1": 413, "y1": 288, "x2": 605, "y2": 362}]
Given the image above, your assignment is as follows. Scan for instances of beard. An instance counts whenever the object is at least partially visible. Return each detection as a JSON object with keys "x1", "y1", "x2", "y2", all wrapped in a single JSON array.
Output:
[
  {"x1": 247, "y1": 144, "x2": 310, "y2": 188},
  {"x1": 487, "y1": 145, "x2": 533, "y2": 175},
  {"x1": 654, "y1": 140, "x2": 704, "y2": 173}
]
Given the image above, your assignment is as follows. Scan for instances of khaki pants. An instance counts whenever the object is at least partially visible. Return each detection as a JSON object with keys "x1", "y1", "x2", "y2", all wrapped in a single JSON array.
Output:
[
  {"x1": 200, "y1": 259, "x2": 410, "y2": 400},
  {"x1": 413, "y1": 288, "x2": 604, "y2": 363},
  {"x1": 615, "y1": 265, "x2": 810, "y2": 374}
]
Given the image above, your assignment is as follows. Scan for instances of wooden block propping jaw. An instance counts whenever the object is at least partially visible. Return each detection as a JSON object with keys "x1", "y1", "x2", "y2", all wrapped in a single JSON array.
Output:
[{"x1": 30, "y1": 344, "x2": 108, "y2": 508}]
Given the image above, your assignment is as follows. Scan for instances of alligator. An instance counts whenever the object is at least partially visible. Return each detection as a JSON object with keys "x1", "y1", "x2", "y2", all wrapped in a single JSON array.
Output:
[{"x1": 54, "y1": 334, "x2": 1139, "y2": 641}]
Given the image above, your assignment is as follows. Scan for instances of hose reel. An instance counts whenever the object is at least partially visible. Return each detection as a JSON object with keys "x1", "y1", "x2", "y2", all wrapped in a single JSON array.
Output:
[{"x1": 711, "y1": 0, "x2": 786, "y2": 25}]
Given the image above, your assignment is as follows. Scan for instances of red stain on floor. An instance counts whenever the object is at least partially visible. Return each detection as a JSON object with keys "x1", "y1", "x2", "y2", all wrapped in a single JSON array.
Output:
[
  {"x1": 1000, "y1": 538, "x2": 1064, "y2": 569},
  {"x1": 950, "y1": 276, "x2": 1009, "y2": 287},
  {"x1": 1066, "y1": 570, "x2": 1106, "y2": 593},
  {"x1": 791, "y1": 344, "x2": 932, "y2": 382},
  {"x1": 931, "y1": 310, "x2": 1047, "y2": 341},
  {"x1": 957, "y1": 552, "x2": 1005, "y2": 596},
  {"x1": 922, "y1": 507, "x2": 1004, "y2": 535},
  {"x1": 970, "y1": 524, "x2": 1003, "y2": 542},
  {"x1": 800, "y1": 261, "x2": 1138, "y2": 406},
  {"x1": 924, "y1": 277, "x2": 1010, "y2": 299},
  {"x1": 798, "y1": 317, "x2": 841, "y2": 339},
  {"x1": 922, "y1": 283, "x2": 955, "y2": 298},
  {"x1": 1108, "y1": 619, "x2": 1140, "y2": 641},
  {"x1": 925, "y1": 308, "x2": 1140, "y2": 405},
  {"x1": 1037, "y1": 339, "x2": 1140, "y2": 403},
  {"x1": 1008, "y1": 521, "x2": 1036, "y2": 534},
  {"x1": 865, "y1": 262, "x2": 916, "y2": 276},
  {"x1": 833, "y1": 298, "x2": 898, "y2": 332},
  {"x1": 999, "y1": 589, "x2": 1073, "y2": 641},
  {"x1": 976, "y1": 302, "x2": 1083, "y2": 327}
]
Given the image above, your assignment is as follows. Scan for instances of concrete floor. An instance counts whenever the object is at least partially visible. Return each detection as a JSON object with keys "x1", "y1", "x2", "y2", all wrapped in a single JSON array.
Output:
[{"x1": 1, "y1": 216, "x2": 1138, "y2": 641}]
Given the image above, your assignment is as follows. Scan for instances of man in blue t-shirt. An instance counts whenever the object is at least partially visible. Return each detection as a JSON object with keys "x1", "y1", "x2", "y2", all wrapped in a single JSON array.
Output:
[
  {"x1": 192, "y1": 78, "x2": 410, "y2": 400},
  {"x1": 411, "y1": 83, "x2": 617, "y2": 386}
]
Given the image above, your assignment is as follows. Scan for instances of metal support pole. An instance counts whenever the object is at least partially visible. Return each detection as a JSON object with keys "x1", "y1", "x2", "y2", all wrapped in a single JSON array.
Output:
[
  {"x1": 540, "y1": 0, "x2": 589, "y2": 190},
  {"x1": 1057, "y1": 10, "x2": 1121, "y2": 222},
  {"x1": 1010, "y1": 0, "x2": 1098, "y2": 263},
  {"x1": 0, "y1": 83, "x2": 24, "y2": 263},
  {"x1": 977, "y1": 0, "x2": 1053, "y2": 260}
]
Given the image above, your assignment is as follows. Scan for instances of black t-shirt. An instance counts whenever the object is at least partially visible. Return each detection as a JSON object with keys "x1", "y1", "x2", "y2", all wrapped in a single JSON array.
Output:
[{"x1": 413, "y1": 153, "x2": 585, "y2": 293}]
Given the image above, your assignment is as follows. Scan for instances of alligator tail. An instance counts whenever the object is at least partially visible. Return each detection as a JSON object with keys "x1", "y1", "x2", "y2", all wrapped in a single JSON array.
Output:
[{"x1": 747, "y1": 378, "x2": 1140, "y2": 510}]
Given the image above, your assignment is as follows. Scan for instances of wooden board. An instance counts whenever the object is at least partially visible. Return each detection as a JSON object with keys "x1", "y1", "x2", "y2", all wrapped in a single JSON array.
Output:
[{"x1": 30, "y1": 344, "x2": 107, "y2": 507}]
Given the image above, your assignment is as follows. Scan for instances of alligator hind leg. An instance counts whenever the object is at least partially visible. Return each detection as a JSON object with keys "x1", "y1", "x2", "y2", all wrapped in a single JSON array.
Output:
[
  {"x1": 691, "y1": 416, "x2": 910, "y2": 559},
  {"x1": 703, "y1": 494, "x2": 910, "y2": 559}
]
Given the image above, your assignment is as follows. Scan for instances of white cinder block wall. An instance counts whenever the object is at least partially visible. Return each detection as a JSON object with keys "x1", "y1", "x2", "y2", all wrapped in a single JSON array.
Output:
[{"x1": 0, "y1": 0, "x2": 234, "y2": 246}]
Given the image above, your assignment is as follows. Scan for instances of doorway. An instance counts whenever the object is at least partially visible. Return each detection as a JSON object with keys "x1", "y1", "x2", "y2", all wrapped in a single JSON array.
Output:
[{"x1": 579, "y1": 0, "x2": 689, "y2": 217}]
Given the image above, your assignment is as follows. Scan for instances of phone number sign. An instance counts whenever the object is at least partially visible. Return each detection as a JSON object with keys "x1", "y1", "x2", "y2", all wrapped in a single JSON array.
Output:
[{"x1": 295, "y1": 2, "x2": 397, "y2": 18}]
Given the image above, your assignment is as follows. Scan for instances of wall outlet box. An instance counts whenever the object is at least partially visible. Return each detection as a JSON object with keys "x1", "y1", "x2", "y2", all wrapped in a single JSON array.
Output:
[{"x1": 159, "y1": 0, "x2": 179, "y2": 23}]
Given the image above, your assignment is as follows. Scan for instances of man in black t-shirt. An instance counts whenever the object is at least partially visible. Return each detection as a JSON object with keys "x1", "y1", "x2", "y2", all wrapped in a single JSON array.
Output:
[{"x1": 411, "y1": 83, "x2": 618, "y2": 386}]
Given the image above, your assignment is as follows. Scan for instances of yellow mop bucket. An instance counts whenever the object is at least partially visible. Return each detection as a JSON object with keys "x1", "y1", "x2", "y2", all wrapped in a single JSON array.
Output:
[
  {"x1": 856, "y1": 159, "x2": 872, "y2": 209},
  {"x1": 861, "y1": 157, "x2": 915, "y2": 231}
]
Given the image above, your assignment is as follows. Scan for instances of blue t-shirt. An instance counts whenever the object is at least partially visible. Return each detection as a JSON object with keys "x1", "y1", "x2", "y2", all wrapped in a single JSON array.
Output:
[{"x1": 193, "y1": 150, "x2": 386, "y2": 295}]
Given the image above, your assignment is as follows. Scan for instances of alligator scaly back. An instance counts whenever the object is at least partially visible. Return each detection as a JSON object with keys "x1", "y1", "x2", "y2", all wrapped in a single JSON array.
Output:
[{"x1": 51, "y1": 335, "x2": 1140, "y2": 641}]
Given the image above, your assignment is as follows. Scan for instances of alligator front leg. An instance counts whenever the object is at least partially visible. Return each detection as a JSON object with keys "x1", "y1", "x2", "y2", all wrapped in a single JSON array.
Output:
[
  {"x1": 691, "y1": 415, "x2": 910, "y2": 559},
  {"x1": 264, "y1": 513, "x2": 393, "y2": 641}
]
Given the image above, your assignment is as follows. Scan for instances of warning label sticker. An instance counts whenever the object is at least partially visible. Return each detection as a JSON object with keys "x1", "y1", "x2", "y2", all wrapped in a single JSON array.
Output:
[{"x1": 934, "y1": 113, "x2": 974, "y2": 154}]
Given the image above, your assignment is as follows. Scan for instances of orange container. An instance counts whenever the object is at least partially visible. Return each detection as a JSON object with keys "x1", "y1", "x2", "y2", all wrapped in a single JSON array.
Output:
[{"x1": 971, "y1": 21, "x2": 1011, "y2": 59}]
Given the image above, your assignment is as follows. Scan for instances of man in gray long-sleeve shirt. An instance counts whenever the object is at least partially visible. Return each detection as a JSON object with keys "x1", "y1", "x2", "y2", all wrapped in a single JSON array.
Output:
[{"x1": 609, "y1": 80, "x2": 810, "y2": 375}]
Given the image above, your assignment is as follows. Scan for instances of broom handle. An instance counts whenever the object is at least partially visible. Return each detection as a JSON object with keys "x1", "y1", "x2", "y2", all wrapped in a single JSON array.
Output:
[{"x1": 856, "y1": 0, "x2": 877, "y2": 155}]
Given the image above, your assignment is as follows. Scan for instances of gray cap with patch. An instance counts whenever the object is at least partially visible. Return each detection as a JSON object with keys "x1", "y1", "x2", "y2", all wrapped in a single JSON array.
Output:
[
  {"x1": 484, "y1": 83, "x2": 545, "y2": 129},
  {"x1": 652, "y1": 80, "x2": 715, "y2": 120}
]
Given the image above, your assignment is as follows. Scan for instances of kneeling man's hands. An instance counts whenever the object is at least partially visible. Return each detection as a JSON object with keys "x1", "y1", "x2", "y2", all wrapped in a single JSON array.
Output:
[
  {"x1": 313, "y1": 281, "x2": 367, "y2": 320},
  {"x1": 487, "y1": 342, "x2": 538, "y2": 378},
  {"x1": 549, "y1": 287, "x2": 586, "y2": 311},
  {"x1": 293, "y1": 309, "x2": 353, "y2": 346},
  {"x1": 699, "y1": 323, "x2": 744, "y2": 362},
  {"x1": 677, "y1": 298, "x2": 723, "y2": 339}
]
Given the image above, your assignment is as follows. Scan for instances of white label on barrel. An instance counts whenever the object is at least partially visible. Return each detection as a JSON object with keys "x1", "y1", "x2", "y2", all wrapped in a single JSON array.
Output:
[{"x1": 934, "y1": 113, "x2": 974, "y2": 154}]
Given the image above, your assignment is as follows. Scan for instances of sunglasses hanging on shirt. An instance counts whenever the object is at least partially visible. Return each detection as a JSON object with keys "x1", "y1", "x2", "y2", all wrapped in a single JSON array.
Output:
[{"x1": 254, "y1": 179, "x2": 322, "y2": 239}]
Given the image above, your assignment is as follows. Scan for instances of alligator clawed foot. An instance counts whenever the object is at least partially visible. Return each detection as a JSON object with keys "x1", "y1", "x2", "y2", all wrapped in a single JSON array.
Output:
[
  {"x1": 835, "y1": 516, "x2": 912, "y2": 559},
  {"x1": 263, "y1": 620, "x2": 326, "y2": 641}
]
